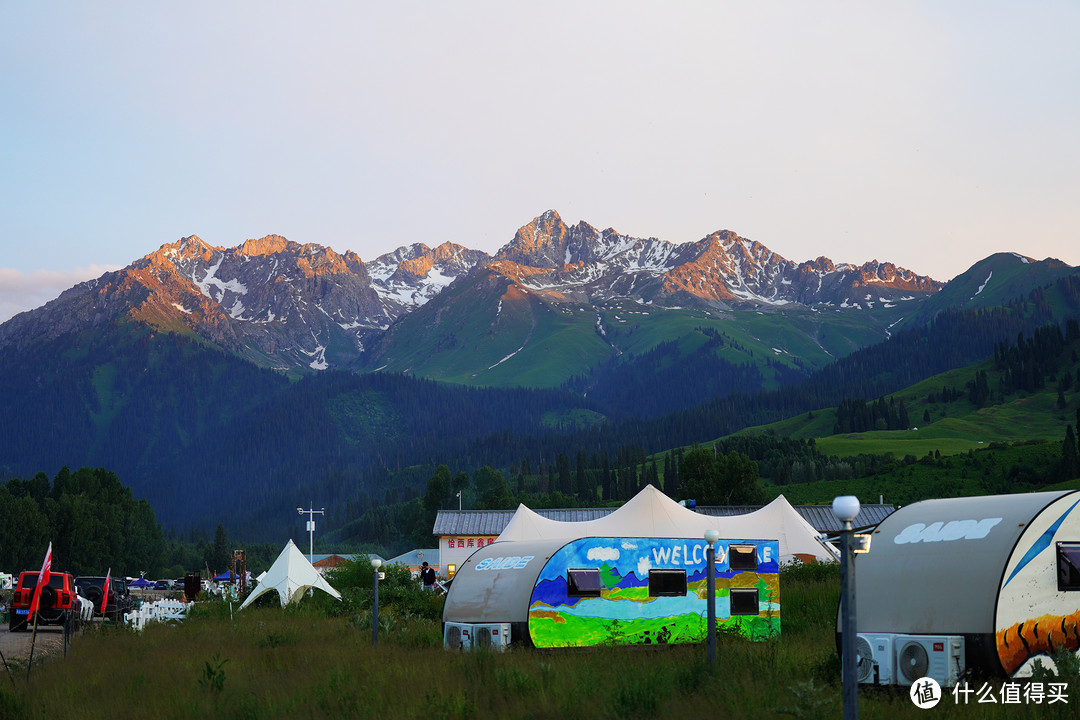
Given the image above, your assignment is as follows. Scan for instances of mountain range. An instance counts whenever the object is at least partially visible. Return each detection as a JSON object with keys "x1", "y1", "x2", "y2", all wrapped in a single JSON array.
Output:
[
  {"x1": 1, "y1": 210, "x2": 950, "y2": 378},
  {"x1": 1, "y1": 210, "x2": 1078, "y2": 537}
]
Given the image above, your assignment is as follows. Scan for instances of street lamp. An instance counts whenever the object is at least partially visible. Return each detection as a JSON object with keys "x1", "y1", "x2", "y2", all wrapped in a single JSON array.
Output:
[
  {"x1": 296, "y1": 503, "x2": 325, "y2": 565},
  {"x1": 704, "y1": 529, "x2": 720, "y2": 667},
  {"x1": 371, "y1": 557, "x2": 383, "y2": 647},
  {"x1": 833, "y1": 495, "x2": 861, "y2": 720}
]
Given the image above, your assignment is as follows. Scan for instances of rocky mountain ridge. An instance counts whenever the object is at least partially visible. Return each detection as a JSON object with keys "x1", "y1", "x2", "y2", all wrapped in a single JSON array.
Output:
[
  {"x1": 489, "y1": 210, "x2": 941, "y2": 311},
  {"x1": 1, "y1": 210, "x2": 954, "y2": 372}
]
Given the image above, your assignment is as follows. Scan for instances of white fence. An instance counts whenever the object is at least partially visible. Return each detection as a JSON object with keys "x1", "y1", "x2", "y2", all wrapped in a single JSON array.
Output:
[{"x1": 124, "y1": 599, "x2": 189, "y2": 631}]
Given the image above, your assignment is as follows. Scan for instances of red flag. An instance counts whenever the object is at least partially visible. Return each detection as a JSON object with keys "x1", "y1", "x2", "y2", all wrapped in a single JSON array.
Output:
[
  {"x1": 29, "y1": 542, "x2": 52, "y2": 616},
  {"x1": 101, "y1": 568, "x2": 112, "y2": 614}
]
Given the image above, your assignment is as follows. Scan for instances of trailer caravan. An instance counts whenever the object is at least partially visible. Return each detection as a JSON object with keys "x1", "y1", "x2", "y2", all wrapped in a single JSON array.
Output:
[
  {"x1": 443, "y1": 535, "x2": 780, "y2": 650},
  {"x1": 843, "y1": 490, "x2": 1080, "y2": 686}
]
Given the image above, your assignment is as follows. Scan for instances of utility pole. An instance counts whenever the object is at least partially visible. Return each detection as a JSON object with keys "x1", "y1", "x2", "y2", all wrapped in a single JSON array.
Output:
[{"x1": 296, "y1": 503, "x2": 325, "y2": 564}]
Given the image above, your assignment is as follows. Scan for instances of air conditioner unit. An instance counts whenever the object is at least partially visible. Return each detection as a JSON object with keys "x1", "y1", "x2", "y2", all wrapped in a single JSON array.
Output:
[
  {"x1": 894, "y1": 635, "x2": 965, "y2": 688},
  {"x1": 444, "y1": 622, "x2": 511, "y2": 651},
  {"x1": 855, "y1": 633, "x2": 896, "y2": 685},
  {"x1": 472, "y1": 622, "x2": 512, "y2": 652},
  {"x1": 443, "y1": 622, "x2": 471, "y2": 651}
]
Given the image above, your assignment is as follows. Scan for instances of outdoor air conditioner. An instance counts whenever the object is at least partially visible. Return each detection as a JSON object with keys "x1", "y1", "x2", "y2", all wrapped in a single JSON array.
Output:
[
  {"x1": 894, "y1": 635, "x2": 965, "y2": 688},
  {"x1": 472, "y1": 622, "x2": 512, "y2": 652},
  {"x1": 443, "y1": 622, "x2": 472, "y2": 651},
  {"x1": 855, "y1": 633, "x2": 895, "y2": 685}
]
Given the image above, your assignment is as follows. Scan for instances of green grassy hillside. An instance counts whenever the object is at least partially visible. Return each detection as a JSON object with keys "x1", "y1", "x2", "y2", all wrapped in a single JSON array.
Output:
[
  {"x1": 704, "y1": 328, "x2": 1080, "y2": 506},
  {"x1": 899, "y1": 254, "x2": 1080, "y2": 330},
  {"x1": 738, "y1": 336, "x2": 1077, "y2": 457},
  {"x1": 372, "y1": 277, "x2": 900, "y2": 390}
]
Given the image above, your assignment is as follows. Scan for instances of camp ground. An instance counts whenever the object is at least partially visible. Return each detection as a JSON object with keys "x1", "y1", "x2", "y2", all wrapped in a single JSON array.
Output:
[
  {"x1": 442, "y1": 485, "x2": 811, "y2": 650},
  {"x1": 847, "y1": 489, "x2": 1080, "y2": 688}
]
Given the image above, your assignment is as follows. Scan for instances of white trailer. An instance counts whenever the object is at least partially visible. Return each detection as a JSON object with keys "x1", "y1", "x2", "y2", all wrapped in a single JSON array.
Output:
[{"x1": 843, "y1": 490, "x2": 1080, "y2": 687}]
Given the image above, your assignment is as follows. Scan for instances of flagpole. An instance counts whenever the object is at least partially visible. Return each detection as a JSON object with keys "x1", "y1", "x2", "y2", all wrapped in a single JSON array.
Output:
[
  {"x1": 26, "y1": 541, "x2": 53, "y2": 681},
  {"x1": 26, "y1": 597, "x2": 41, "y2": 680},
  {"x1": 0, "y1": 647, "x2": 15, "y2": 688}
]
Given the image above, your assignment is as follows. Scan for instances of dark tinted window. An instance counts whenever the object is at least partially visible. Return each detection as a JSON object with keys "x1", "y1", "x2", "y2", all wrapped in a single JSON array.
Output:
[
  {"x1": 730, "y1": 588, "x2": 759, "y2": 615},
  {"x1": 729, "y1": 545, "x2": 758, "y2": 571},
  {"x1": 1057, "y1": 543, "x2": 1080, "y2": 591},
  {"x1": 567, "y1": 569, "x2": 603, "y2": 597},
  {"x1": 648, "y1": 569, "x2": 687, "y2": 597}
]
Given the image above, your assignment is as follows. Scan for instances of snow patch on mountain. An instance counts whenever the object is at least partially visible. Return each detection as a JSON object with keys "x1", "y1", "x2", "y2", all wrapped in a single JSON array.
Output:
[{"x1": 190, "y1": 256, "x2": 248, "y2": 303}]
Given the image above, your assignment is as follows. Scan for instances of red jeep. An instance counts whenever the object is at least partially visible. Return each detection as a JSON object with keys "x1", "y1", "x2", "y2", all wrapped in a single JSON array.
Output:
[{"x1": 9, "y1": 570, "x2": 78, "y2": 631}]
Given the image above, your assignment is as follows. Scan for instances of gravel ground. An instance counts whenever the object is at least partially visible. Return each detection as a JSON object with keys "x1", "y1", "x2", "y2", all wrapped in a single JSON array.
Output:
[{"x1": 0, "y1": 622, "x2": 68, "y2": 666}]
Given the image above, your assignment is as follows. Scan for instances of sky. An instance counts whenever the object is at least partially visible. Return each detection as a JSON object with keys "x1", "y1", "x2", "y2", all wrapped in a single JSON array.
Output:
[{"x1": 1, "y1": 2, "x2": 1077, "y2": 323}]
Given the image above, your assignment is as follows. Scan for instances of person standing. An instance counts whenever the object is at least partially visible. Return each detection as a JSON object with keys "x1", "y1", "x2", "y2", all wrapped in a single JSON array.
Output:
[{"x1": 420, "y1": 562, "x2": 436, "y2": 591}]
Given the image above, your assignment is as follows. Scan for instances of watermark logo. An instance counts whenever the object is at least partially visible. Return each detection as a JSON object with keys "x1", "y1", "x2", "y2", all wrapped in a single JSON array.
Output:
[{"x1": 910, "y1": 677, "x2": 942, "y2": 709}]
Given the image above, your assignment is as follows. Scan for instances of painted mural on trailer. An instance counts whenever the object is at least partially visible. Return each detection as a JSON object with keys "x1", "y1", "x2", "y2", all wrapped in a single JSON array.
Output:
[
  {"x1": 526, "y1": 536, "x2": 780, "y2": 648},
  {"x1": 995, "y1": 494, "x2": 1080, "y2": 676}
]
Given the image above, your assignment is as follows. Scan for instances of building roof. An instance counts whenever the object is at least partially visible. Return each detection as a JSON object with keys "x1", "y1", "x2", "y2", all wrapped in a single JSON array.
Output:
[
  {"x1": 696, "y1": 504, "x2": 896, "y2": 534},
  {"x1": 307, "y1": 553, "x2": 383, "y2": 566},
  {"x1": 434, "y1": 502, "x2": 894, "y2": 536},
  {"x1": 433, "y1": 508, "x2": 612, "y2": 536},
  {"x1": 386, "y1": 549, "x2": 440, "y2": 567}
]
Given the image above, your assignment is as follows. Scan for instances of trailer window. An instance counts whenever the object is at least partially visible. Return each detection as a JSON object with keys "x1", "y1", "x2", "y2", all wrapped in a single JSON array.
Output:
[
  {"x1": 1057, "y1": 543, "x2": 1080, "y2": 591},
  {"x1": 567, "y1": 569, "x2": 603, "y2": 597},
  {"x1": 730, "y1": 588, "x2": 759, "y2": 615},
  {"x1": 729, "y1": 544, "x2": 758, "y2": 571},
  {"x1": 648, "y1": 569, "x2": 687, "y2": 597}
]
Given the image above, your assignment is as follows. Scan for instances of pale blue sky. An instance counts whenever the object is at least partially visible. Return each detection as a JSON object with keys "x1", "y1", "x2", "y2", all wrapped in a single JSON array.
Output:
[{"x1": 2, "y1": 1, "x2": 1077, "y2": 322}]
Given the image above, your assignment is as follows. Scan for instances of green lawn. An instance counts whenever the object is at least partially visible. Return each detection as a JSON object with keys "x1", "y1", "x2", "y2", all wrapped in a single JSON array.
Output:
[{"x1": 5, "y1": 566, "x2": 1076, "y2": 720}]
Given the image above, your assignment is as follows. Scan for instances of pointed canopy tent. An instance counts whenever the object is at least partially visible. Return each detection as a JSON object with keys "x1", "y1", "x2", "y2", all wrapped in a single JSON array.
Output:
[
  {"x1": 128, "y1": 577, "x2": 155, "y2": 588},
  {"x1": 496, "y1": 485, "x2": 837, "y2": 564},
  {"x1": 239, "y1": 539, "x2": 343, "y2": 610}
]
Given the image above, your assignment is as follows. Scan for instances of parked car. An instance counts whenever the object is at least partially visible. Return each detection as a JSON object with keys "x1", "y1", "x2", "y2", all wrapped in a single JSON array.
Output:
[
  {"x1": 74, "y1": 575, "x2": 135, "y2": 621},
  {"x1": 72, "y1": 584, "x2": 95, "y2": 625},
  {"x1": 9, "y1": 571, "x2": 78, "y2": 631}
]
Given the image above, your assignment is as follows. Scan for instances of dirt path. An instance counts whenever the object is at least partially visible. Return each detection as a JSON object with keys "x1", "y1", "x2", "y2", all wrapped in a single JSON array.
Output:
[{"x1": 0, "y1": 624, "x2": 65, "y2": 666}]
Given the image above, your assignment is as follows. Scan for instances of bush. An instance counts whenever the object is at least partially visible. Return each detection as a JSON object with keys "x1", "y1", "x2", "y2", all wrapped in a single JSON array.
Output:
[{"x1": 325, "y1": 559, "x2": 444, "y2": 621}]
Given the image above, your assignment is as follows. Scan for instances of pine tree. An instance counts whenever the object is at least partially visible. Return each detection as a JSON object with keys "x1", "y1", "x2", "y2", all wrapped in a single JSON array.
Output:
[{"x1": 1064, "y1": 425, "x2": 1080, "y2": 481}]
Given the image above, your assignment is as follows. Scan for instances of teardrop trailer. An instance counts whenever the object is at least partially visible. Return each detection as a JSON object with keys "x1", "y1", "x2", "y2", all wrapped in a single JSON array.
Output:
[
  {"x1": 844, "y1": 489, "x2": 1080, "y2": 687},
  {"x1": 443, "y1": 535, "x2": 781, "y2": 650}
]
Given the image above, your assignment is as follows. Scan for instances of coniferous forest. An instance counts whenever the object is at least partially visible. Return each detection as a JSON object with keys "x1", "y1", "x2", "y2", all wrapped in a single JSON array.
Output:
[{"x1": 1, "y1": 276, "x2": 1079, "y2": 554}]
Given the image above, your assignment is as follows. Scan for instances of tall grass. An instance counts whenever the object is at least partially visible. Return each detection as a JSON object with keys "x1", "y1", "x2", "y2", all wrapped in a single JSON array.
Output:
[{"x1": 2, "y1": 563, "x2": 1076, "y2": 719}]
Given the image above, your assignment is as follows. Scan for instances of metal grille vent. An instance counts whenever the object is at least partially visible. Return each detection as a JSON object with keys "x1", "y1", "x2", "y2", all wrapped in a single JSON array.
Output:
[
  {"x1": 898, "y1": 641, "x2": 929, "y2": 683},
  {"x1": 445, "y1": 625, "x2": 462, "y2": 650},
  {"x1": 855, "y1": 636, "x2": 874, "y2": 682},
  {"x1": 474, "y1": 628, "x2": 492, "y2": 649}
]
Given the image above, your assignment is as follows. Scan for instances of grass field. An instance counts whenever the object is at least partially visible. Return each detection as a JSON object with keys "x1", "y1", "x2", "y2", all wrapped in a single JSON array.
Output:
[{"x1": 3, "y1": 564, "x2": 1076, "y2": 720}]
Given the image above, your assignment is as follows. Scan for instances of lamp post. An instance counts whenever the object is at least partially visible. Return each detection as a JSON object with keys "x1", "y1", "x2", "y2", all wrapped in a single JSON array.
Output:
[
  {"x1": 704, "y1": 529, "x2": 720, "y2": 667},
  {"x1": 296, "y1": 503, "x2": 325, "y2": 565},
  {"x1": 833, "y1": 495, "x2": 861, "y2": 720},
  {"x1": 371, "y1": 558, "x2": 383, "y2": 647}
]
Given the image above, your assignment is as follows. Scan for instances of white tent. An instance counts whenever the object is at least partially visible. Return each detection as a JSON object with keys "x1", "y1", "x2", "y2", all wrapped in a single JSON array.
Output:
[
  {"x1": 496, "y1": 485, "x2": 837, "y2": 564},
  {"x1": 239, "y1": 539, "x2": 343, "y2": 610}
]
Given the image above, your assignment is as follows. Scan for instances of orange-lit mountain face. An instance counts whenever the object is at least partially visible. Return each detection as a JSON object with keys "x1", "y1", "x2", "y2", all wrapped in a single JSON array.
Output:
[
  {"x1": 0, "y1": 235, "x2": 487, "y2": 371},
  {"x1": 485, "y1": 211, "x2": 941, "y2": 310},
  {"x1": 0, "y1": 211, "x2": 945, "y2": 373}
]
